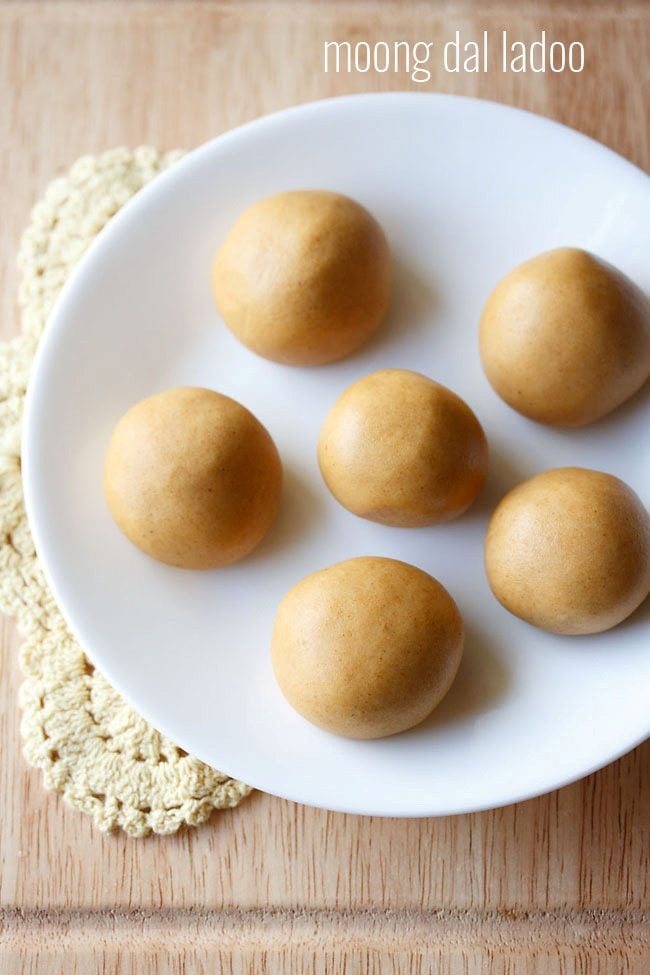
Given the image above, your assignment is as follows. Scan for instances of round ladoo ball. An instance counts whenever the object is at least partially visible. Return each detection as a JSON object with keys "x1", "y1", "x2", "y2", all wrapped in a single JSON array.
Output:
[
  {"x1": 318, "y1": 369, "x2": 488, "y2": 527},
  {"x1": 485, "y1": 467, "x2": 650, "y2": 635},
  {"x1": 211, "y1": 190, "x2": 391, "y2": 366},
  {"x1": 479, "y1": 247, "x2": 650, "y2": 427},
  {"x1": 272, "y1": 557, "x2": 464, "y2": 739},
  {"x1": 104, "y1": 387, "x2": 282, "y2": 569}
]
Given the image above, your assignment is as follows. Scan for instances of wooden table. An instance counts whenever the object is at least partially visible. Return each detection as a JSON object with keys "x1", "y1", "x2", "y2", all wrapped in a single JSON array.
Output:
[{"x1": 1, "y1": 2, "x2": 648, "y2": 972}]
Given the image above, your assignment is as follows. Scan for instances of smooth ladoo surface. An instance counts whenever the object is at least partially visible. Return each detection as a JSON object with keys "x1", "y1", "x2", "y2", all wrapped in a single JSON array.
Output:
[
  {"x1": 272, "y1": 557, "x2": 464, "y2": 739},
  {"x1": 105, "y1": 387, "x2": 283, "y2": 569},
  {"x1": 318, "y1": 369, "x2": 488, "y2": 526},
  {"x1": 212, "y1": 190, "x2": 391, "y2": 366},
  {"x1": 485, "y1": 467, "x2": 650, "y2": 635},
  {"x1": 480, "y1": 247, "x2": 650, "y2": 428}
]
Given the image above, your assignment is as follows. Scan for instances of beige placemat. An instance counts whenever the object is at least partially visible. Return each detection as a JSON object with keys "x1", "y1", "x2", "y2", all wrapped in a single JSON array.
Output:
[{"x1": 0, "y1": 147, "x2": 251, "y2": 837}]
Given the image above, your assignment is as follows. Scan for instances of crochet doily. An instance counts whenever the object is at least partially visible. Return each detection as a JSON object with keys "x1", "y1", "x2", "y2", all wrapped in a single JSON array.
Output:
[{"x1": 0, "y1": 148, "x2": 251, "y2": 837}]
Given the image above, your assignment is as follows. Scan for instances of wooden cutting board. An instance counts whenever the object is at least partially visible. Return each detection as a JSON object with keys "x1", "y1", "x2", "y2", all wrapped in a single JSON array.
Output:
[{"x1": 0, "y1": 2, "x2": 648, "y2": 972}]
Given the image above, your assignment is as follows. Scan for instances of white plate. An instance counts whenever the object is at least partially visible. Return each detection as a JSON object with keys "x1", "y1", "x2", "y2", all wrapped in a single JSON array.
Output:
[{"x1": 23, "y1": 94, "x2": 650, "y2": 817}]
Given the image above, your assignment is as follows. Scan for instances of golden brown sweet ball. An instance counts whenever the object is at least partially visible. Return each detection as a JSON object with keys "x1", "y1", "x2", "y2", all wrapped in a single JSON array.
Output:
[
  {"x1": 318, "y1": 369, "x2": 488, "y2": 527},
  {"x1": 211, "y1": 190, "x2": 391, "y2": 366},
  {"x1": 485, "y1": 467, "x2": 650, "y2": 635},
  {"x1": 480, "y1": 247, "x2": 650, "y2": 427},
  {"x1": 272, "y1": 557, "x2": 464, "y2": 739},
  {"x1": 104, "y1": 387, "x2": 282, "y2": 569}
]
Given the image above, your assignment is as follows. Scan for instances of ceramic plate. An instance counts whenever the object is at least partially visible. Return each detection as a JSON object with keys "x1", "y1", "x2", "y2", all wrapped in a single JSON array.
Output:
[{"x1": 23, "y1": 94, "x2": 650, "y2": 816}]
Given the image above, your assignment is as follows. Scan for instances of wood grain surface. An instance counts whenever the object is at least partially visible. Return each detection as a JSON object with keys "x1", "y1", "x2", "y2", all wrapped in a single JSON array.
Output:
[{"x1": 0, "y1": 2, "x2": 648, "y2": 973}]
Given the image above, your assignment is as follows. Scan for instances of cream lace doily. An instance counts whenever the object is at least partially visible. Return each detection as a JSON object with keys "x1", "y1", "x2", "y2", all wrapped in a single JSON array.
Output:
[{"x1": 0, "y1": 148, "x2": 251, "y2": 837}]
